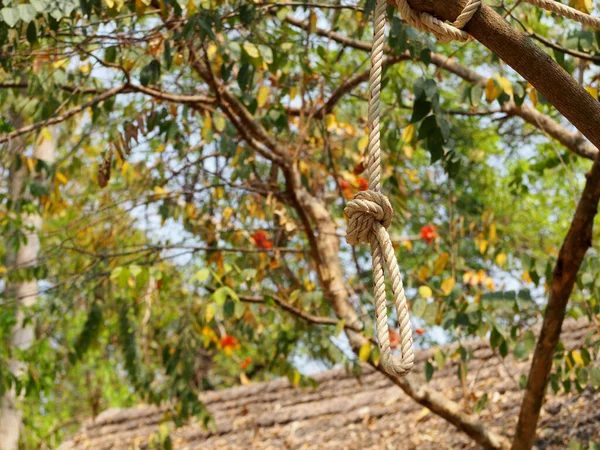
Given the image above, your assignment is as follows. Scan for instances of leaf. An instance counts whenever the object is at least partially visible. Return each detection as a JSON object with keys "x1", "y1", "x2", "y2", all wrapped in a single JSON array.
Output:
[
  {"x1": 570, "y1": 0, "x2": 593, "y2": 14},
  {"x1": 433, "y1": 252, "x2": 450, "y2": 275},
  {"x1": 441, "y1": 277, "x2": 456, "y2": 296},
  {"x1": 495, "y1": 75, "x2": 513, "y2": 97},
  {"x1": 412, "y1": 297, "x2": 427, "y2": 317},
  {"x1": 191, "y1": 268, "x2": 210, "y2": 283},
  {"x1": 1, "y1": 8, "x2": 20, "y2": 27},
  {"x1": 496, "y1": 252, "x2": 507, "y2": 268},
  {"x1": 17, "y1": 4, "x2": 36, "y2": 22},
  {"x1": 572, "y1": 350, "x2": 585, "y2": 367},
  {"x1": 585, "y1": 86, "x2": 598, "y2": 100},
  {"x1": 257, "y1": 86, "x2": 269, "y2": 108},
  {"x1": 334, "y1": 319, "x2": 345, "y2": 337},
  {"x1": 485, "y1": 78, "x2": 502, "y2": 103},
  {"x1": 358, "y1": 342, "x2": 371, "y2": 362},
  {"x1": 402, "y1": 124, "x2": 415, "y2": 142},
  {"x1": 418, "y1": 285, "x2": 432, "y2": 298},
  {"x1": 243, "y1": 42, "x2": 260, "y2": 59},
  {"x1": 433, "y1": 349, "x2": 446, "y2": 369},
  {"x1": 140, "y1": 60, "x2": 161, "y2": 86},
  {"x1": 425, "y1": 361, "x2": 434, "y2": 381}
]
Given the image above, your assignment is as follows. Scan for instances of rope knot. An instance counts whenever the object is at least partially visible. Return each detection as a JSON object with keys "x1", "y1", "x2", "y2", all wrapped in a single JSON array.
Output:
[{"x1": 344, "y1": 190, "x2": 393, "y2": 246}]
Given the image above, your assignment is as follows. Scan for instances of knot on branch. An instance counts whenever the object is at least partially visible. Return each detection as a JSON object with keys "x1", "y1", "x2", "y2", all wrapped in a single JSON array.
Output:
[{"x1": 344, "y1": 190, "x2": 393, "y2": 245}]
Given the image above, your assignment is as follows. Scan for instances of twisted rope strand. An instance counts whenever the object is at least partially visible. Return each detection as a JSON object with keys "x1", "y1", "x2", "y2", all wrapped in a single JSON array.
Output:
[
  {"x1": 394, "y1": 0, "x2": 481, "y2": 43},
  {"x1": 522, "y1": 0, "x2": 600, "y2": 29}
]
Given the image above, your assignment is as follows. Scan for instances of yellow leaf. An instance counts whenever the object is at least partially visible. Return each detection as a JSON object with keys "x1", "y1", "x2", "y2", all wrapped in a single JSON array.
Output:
[
  {"x1": 213, "y1": 115, "x2": 225, "y2": 132},
  {"x1": 528, "y1": 87, "x2": 538, "y2": 107},
  {"x1": 495, "y1": 75, "x2": 513, "y2": 97},
  {"x1": 223, "y1": 207, "x2": 234, "y2": 221},
  {"x1": 433, "y1": 252, "x2": 450, "y2": 275},
  {"x1": 585, "y1": 86, "x2": 598, "y2": 100},
  {"x1": 479, "y1": 239, "x2": 488, "y2": 255},
  {"x1": 79, "y1": 63, "x2": 92, "y2": 75},
  {"x1": 522, "y1": 270, "x2": 532, "y2": 284},
  {"x1": 325, "y1": 114, "x2": 337, "y2": 131},
  {"x1": 257, "y1": 86, "x2": 269, "y2": 108},
  {"x1": 417, "y1": 265, "x2": 430, "y2": 283},
  {"x1": 290, "y1": 86, "x2": 298, "y2": 100},
  {"x1": 55, "y1": 172, "x2": 68, "y2": 185},
  {"x1": 570, "y1": 0, "x2": 593, "y2": 14},
  {"x1": 441, "y1": 277, "x2": 456, "y2": 296},
  {"x1": 309, "y1": 11, "x2": 317, "y2": 32},
  {"x1": 0, "y1": 266, "x2": 6, "y2": 274},
  {"x1": 205, "y1": 304, "x2": 215, "y2": 323},
  {"x1": 105, "y1": 0, "x2": 114, "y2": 7},
  {"x1": 485, "y1": 78, "x2": 502, "y2": 103},
  {"x1": 489, "y1": 223, "x2": 498, "y2": 243},
  {"x1": 402, "y1": 124, "x2": 415, "y2": 143},
  {"x1": 418, "y1": 285, "x2": 433, "y2": 298},
  {"x1": 41, "y1": 127, "x2": 53, "y2": 142},
  {"x1": 402, "y1": 239, "x2": 413, "y2": 251},
  {"x1": 357, "y1": 135, "x2": 369, "y2": 152},
  {"x1": 240, "y1": 373, "x2": 250, "y2": 386},
  {"x1": 495, "y1": 252, "x2": 507, "y2": 268},
  {"x1": 243, "y1": 43, "x2": 260, "y2": 59},
  {"x1": 571, "y1": 350, "x2": 584, "y2": 366},
  {"x1": 206, "y1": 43, "x2": 217, "y2": 60},
  {"x1": 358, "y1": 342, "x2": 371, "y2": 362},
  {"x1": 26, "y1": 157, "x2": 35, "y2": 172},
  {"x1": 292, "y1": 370, "x2": 301, "y2": 387}
]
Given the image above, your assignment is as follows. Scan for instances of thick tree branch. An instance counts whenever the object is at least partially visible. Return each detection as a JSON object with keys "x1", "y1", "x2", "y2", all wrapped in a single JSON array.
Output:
[
  {"x1": 512, "y1": 158, "x2": 600, "y2": 450},
  {"x1": 285, "y1": 14, "x2": 598, "y2": 160},
  {"x1": 404, "y1": 0, "x2": 600, "y2": 152}
]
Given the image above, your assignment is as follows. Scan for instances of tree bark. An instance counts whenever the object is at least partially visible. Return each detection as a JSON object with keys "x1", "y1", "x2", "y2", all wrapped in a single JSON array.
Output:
[
  {"x1": 0, "y1": 129, "x2": 55, "y2": 450},
  {"x1": 511, "y1": 158, "x2": 600, "y2": 450},
  {"x1": 400, "y1": 0, "x2": 600, "y2": 153}
]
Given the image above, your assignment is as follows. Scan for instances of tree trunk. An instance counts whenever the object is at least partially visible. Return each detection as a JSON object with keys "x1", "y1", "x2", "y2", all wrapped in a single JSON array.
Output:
[{"x1": 0, "y1": 129, "x2": 55, "y2": 450}]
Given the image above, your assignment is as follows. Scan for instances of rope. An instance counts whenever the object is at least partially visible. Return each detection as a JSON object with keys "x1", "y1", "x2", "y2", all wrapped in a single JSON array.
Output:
[
  {"x1": 394, "y1": 0, "x2": 481, "y2": 43},
  {"x1": 522, "y1": 0, "x2": 600, "y2": 30},
  {"x1": 344, "y1": 0, "x2": 415, "y2": 377}
]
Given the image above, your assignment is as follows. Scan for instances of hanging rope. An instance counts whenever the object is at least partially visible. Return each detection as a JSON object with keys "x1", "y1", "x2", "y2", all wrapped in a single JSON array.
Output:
[{"x1": 344, "y1": 0, "x2": 415, "y2": 377}]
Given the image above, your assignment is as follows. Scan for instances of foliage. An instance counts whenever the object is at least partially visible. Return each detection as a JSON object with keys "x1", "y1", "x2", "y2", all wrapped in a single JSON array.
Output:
[{"x1": 0, "y1": 0, "x2": 599, "y2": 448}]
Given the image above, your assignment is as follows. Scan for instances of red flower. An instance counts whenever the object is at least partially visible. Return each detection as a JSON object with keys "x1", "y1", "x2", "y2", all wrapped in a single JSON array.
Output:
[
  {"x1": 252, "y1": 230, "x2": 273, "y2": 249},
  {"x1": 339, "y1": 179, "x2": 351, "y2": 190},
  {"x1": 415, "y1": 328, "x2": 426, "y2": 336},
  {"x1": 220, "y1": 335, "x2": 239, "y2": 348},
  {"x1": 356, "y1": 177, "x2": 369, "y2": 191},
  {"x1": 240, "y1": 356, "x2": 252, "y2": 370},
  {"x1": 420, "y1": 225, "x2": 437, "y2": 244}
]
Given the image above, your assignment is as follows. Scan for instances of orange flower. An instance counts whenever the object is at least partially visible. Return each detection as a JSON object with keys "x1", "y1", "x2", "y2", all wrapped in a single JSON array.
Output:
[
  {"x1": 420, "y1": 225, "x2": 437, "y2": 244},
  {"x1": 389, "y1": 329, "x2": 401, "y2": 349},
  {"x1": 240, "y1": 356, "x2": 252, "y2": 370},
  {"x1": 356, "y1": 177, "x2": 369, "y2": 191},
  {"x1": 220, "y1": 334, "x2": 239, "y2": 348},
  {"x1": 415, "y1": 328, "x2": 426, "y2": 336},
  {"x1": 339, "y1": 178, "x2": 353, "y2": 199},
  {"x1": 251, "y1": 230, "x2": 273, "y2": 249}
]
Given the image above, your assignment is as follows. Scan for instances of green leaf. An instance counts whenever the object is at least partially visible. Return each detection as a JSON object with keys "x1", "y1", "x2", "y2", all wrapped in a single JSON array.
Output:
[
  {"x1": 433, "y1": 349, "x2": 446, "y2": 369},
  {"x1": 410, "y1": 97, "x2": 431, "y2": 123},
  {"x1": 139, "y1": 60, "x2": 161, "y2": 86},
  {"x1": 191, "y1": 268, "x2": 210, "y2": 283},
  {"x1": 1, "y1": 8, "x2": 19, "y2": 28},
  {"x1": 17, "y1": 4, "x2": 36, "y2": 23},
  {"x1": 425, "y1": 360, "x2": 434, "y2": 381},
  {"x1": 334, "y1": 319, "x2": 345, "y2": 338}
]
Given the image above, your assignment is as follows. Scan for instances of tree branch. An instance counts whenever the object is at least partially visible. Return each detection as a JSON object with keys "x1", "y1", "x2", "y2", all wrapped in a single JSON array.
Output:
[
  {"x1": 512, "y1": 158, "x2": 600, "y2": 449},
  {"x1": 403, "y1": 0, "x2": 600, "y2": 152},
  {"x1": 285, "y1": 14, "x2": 598, "y2": 160},
  {"x1": 0, "y1": 85, "x2": 126, "y2": 147}
]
